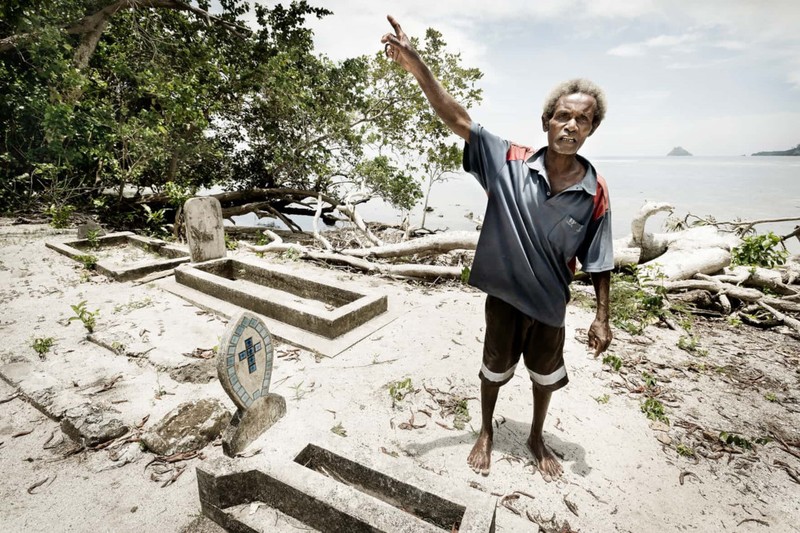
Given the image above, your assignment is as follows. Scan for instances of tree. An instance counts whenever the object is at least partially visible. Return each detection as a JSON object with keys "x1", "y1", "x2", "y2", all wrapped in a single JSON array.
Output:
[{"x1": 0, "y1": 1, "x2": 483, "y2": 234}]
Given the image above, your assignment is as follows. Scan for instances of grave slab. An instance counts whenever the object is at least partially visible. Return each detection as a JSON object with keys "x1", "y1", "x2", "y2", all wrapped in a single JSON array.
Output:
[
  {"x1": 45, "y1": 231, "x2": 189, "y2": 281},
  {"x1": 184, "y1": 197, "x2": 226, "y2": 262},
  {"x1": 159, "y1": 258, "x2": 404, "y2": 357},
  {"x1": 196, "y1": 438, "x2": 497, "y2": 533}
]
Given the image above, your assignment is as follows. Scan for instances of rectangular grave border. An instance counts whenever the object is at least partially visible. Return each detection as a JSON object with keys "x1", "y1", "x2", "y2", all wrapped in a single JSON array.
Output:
[
  {"x1": 173, "y1": 257, "x2": 388, "y2": 339},
  {"x1": 196, "y1": 440, "x2": 497, "y2": 533},
  {"x1": 46, "y1": 231, "x2": 190, "y2": 281}
]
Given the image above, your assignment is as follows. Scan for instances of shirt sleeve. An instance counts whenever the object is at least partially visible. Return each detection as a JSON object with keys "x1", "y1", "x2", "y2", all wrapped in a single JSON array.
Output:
[
  {"x1": 462, "y1": 121, "x2": 510, "y2": 191},
  {"x1": 577, "y1": 210, "x2": 614, "y2": 272}
]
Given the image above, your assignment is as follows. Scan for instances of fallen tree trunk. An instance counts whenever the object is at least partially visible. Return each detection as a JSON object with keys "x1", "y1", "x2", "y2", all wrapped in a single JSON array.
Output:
[
  {"x1": 340, "y1": 231, "x2": 479, "y2": 258},
  {"x1": 240, "y1": 233, "x2": 463, "y2": 281}
]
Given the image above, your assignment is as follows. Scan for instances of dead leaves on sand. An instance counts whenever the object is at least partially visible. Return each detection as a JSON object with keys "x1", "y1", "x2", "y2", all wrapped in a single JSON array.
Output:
[{"x1": 145, "y1": 450, "x2": 204, "y2": 488}]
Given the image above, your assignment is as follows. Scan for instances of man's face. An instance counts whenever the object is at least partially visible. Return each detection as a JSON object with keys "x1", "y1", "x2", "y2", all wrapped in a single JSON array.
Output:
[{"x1": 542, "y1": 93, "x2": 598, "y2": 156}]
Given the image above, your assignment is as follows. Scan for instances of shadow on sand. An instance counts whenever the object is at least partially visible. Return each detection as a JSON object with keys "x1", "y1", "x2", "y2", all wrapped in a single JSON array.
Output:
[{"x1": 405, "y1": 417, "x2": 591, "y2": 477}]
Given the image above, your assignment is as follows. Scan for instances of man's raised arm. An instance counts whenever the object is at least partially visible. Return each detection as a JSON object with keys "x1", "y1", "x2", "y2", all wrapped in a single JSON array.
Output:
[{"x1": 381, "y1": 15, "x2": 471, "y2": 142}]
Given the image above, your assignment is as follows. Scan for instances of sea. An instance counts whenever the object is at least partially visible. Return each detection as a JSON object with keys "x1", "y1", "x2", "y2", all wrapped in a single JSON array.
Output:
[{"x1": 243, "y1": 156, "x2": 800, "y2": 255}]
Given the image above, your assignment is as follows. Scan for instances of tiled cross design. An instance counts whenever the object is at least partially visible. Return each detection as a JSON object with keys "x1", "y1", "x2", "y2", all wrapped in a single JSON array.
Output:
[{"x1": 238, "y1": 337, "x2": 263, "y2": 374}]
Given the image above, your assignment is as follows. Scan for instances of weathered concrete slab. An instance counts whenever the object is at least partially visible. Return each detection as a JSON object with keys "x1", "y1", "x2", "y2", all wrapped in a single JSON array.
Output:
[
  {"x1": 184, "y1": 197, "x2": 226, "y2": 263},
  {"x1": 174, "y1": 258, "x2": 387, "y2": 339},
  {"x1": 45, "y1": 232, "x2": 189, "y2": 281},
  {"x1": 197, "y1": 438, "x2": 497, "y2": 532},
  {"x1": 158, "y1": 274, "x2": 404, "y2": 358}
]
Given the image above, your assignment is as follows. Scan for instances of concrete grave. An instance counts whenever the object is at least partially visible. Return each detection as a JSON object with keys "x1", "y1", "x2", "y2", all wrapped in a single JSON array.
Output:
[
  {"x1": 218, "y1": 311, "x2": 286, "y2": 457},
  {"x1": 196, "y1": 439, "x2": 497, "y2": 533},
  {"x1": 46, "y1": 231, "x2": 189, "y2": 281},
  {"x1": 184, "y1": 197, "x2": 226, "y2": 262},
  {"x1": 161, "y1": 256, "x2": 396, "y2": 356}
]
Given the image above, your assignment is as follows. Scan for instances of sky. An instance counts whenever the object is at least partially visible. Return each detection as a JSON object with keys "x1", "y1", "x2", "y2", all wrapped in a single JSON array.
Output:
[{"x1": 251, "y1": 0, "x2": 800, "y2": 157}]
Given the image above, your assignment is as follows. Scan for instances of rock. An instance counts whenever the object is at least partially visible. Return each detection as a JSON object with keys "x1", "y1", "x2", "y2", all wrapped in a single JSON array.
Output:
[
  {"x1": 141, "y1": 398, "x2": 231, "y2": 455},
  {"x1": 61, "y1": 403, "x2": 128, "y2": 447},
  {"x1": 649, "y1": 420, "x2": 670, "y2": 433},
  {"x1": 656, "y1": 432, "x2": 673, "y2": 445}
]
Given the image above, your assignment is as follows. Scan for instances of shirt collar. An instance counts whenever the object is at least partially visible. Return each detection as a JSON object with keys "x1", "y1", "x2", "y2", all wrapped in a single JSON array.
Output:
[{"x1": 525, "y1": 147, "x2": 598, "y2": 196}]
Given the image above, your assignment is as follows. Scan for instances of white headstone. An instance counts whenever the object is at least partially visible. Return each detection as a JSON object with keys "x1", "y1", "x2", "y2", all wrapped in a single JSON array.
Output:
[{"x1": 184, "y1": 197, "x2": 226, "y2": 262}]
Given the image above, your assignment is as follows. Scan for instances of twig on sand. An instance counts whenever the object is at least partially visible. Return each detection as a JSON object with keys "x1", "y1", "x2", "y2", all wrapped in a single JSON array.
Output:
[
  {"x1": 737, "y1": 518, "x2": 769, "y2": 527},
  {"x1": 679, "y1": 471, "x2": 701, "y2": 485}
]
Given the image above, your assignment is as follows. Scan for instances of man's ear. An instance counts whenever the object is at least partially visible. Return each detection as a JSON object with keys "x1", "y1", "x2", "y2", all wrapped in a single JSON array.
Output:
[{"x1": 541, "y1": 115, "x2": 548, "y2": 132}]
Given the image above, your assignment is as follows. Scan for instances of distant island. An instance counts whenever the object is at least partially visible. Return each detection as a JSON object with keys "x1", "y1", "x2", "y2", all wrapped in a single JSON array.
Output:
[
  {"x1": 752, "y1": 144, "x2": 800, "y2": 156},
  {"x1": 667, "y1": 146, "x2": 692, "y2": 156}
]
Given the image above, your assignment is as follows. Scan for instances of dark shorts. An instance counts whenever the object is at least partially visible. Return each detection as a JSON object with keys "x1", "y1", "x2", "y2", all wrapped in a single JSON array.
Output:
[{"x1": 479, "y1": 295, "x2": 568, "y2": 391}]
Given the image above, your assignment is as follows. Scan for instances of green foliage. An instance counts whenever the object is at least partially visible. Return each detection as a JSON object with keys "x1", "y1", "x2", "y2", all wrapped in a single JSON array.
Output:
[
  {"x1": 764, "y1": 392, "x2": 778, "y2": 403},
  {"x1": 718, "y1": 431, "x2": 771, "y2": 450},
  {"x1": 75, "y1": 254, "x2": 97, "y2": 270},
  {"x1": 452, "y1": 398, "x2": 471, "y2": 430},
  {"x1": 602, "y1": 353, "x2": 623, "y2": 372},
  {"x1": 388, "y1": 377, "x2": 414, "y2": 405},
  {"x1": 225, "y1": 234, "x2": 238, "y2": 250},
  {"x1": 641, "y1": 371, "x2": 657, "y2": 388},
  {"x1": 163, "y1": 181, "x2": 193, "y2": 208},
  {"x1": 731, "y1": 232, "x2": 788, "y2": 268},
  {"x1": 594, "y1": 394, "x2": 610, "y2": 404},
  {"x1": 677, "y1": 335, "x2": 707, "y2": 356},
  {"x1": 460, "y1": 266, "x2": 470, "y2": 284},
  {"x1": 32, "y1": 336, "x2": 55, "y2": 357},
  {"x1": 676, "y1": 443, "x2": 694, "y2": 457},
  {"x1": 85, "y1": 228, "x2": 101, "y2": 249},
  {"x1": 281, "y1": 247, "x2": 300, "y2": 261},
  {"x1": 610, "y1": 267, "x2": 668, "y2": 335},
  {"x1": 141, "y1": 204, "x2": 167, "y2": 236},
  {"x1": 69, "y1": 300, "x2": 99, "y2": 333},
  {"x1": 47, "y1": 204, "x2": 74, "y2": 228},
  {"x1": 641, "y1": 398, "x2": 669, "y2": 424}
]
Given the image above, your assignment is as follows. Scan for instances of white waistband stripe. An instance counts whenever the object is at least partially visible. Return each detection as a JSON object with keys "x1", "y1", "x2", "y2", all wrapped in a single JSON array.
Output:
[
  {"x1": 480, "y1": 363, "x2": 517, "y2": 382},
  {"x1": 528, "y1": 366, "x2": 567, "y2": 386}
]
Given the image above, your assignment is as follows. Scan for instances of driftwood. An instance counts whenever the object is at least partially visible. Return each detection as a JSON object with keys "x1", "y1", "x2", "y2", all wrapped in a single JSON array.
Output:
[
  {"x1": 613, "y1": 202, "x2": 739, "y2": 279},
  {"x1": 241, "y1": 232, "x2": 463, "y2": 281}
]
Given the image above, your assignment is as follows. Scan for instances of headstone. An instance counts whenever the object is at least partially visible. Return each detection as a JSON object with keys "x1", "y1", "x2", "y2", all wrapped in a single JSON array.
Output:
[
  {"x1": 76, "y1": 220, "x2": 106, "y2": 240},
  {"x1": 217, "y1": 311, "x2": 285, "y2": 456},
  {"x1": 184, "y1": 197, "x2": 226, "y2": 263}
]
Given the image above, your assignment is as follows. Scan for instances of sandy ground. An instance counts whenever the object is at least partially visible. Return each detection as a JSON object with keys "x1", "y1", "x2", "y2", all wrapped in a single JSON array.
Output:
[{"x1": 0, "y1": 220, "x2": 799, "y2": 533}]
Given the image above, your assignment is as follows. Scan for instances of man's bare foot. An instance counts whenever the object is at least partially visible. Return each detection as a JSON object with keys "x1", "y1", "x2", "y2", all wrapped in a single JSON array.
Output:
[
  {"x1": 467, "y1": 430, "x2": 493, "y2": 475},
  {"x1": 527, "y1": 434, "x2": 563, "y2": 482}
]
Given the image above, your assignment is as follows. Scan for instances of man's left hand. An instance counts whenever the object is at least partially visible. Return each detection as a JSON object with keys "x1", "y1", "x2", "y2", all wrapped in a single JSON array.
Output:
[{"x1": 588, "y1": 318, "x2": 612, "y2": 357}]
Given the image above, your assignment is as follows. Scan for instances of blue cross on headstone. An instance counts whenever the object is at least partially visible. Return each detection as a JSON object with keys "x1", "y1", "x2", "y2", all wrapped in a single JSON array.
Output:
[{"x1": 238, "y1": 337, "x2": 263, "y2": 374}]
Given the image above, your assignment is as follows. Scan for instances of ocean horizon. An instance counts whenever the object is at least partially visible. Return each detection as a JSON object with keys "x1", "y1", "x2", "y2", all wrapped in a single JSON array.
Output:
[{"x1": 238, "y1": 156, "x2": 800, "y2": 255}]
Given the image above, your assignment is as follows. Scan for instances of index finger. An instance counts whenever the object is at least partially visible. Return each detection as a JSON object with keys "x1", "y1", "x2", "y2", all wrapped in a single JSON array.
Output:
[{"x1": 386, "y1": 15, "x2": 404, "y2": 36}]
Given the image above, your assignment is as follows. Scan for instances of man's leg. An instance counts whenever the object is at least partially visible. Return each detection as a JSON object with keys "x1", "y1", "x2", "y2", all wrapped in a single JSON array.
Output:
[
  {"x1": 469, "y1": 295, "x2": 523, "y2": 475},
  {"x1": 467, "y1": 380, "x2": 500, "y2": 475},
  {"x1": 527, "y1": 385, "x2": 563, "y2": 482},
  {"x1": 522, "y1": 321, "x2": 568, "y2": 482}
]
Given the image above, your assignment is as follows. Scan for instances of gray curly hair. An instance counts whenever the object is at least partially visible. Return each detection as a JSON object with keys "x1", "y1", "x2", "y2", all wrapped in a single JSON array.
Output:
[{"x1": 542, "y1": 78, "x2": 607, "y2": 130}]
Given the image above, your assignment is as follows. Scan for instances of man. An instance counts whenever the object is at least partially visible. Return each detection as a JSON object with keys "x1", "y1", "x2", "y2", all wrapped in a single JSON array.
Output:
[{"x1": 382, "y1": 16, "x2": 614, "y2": 482}]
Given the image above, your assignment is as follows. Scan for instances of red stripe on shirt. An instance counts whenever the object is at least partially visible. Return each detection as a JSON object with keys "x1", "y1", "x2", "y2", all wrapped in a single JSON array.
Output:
[
  {"x1": 593, "y1": 175, "x2": 610, "y2": 221},
  {"x1": 506, "y1": 144, "x2": 535, "y2": 161}
]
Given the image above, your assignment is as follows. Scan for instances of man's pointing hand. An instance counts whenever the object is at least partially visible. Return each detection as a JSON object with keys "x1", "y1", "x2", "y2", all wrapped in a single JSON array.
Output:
[{"x1": 381, "y1": 15, "x2": 417, "y2": 72}]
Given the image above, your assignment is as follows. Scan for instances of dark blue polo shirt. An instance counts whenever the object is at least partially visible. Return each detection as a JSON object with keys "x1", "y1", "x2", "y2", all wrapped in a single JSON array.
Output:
[{"x1": 463, "y1": 122, "x2": 614, "y2": 327}]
